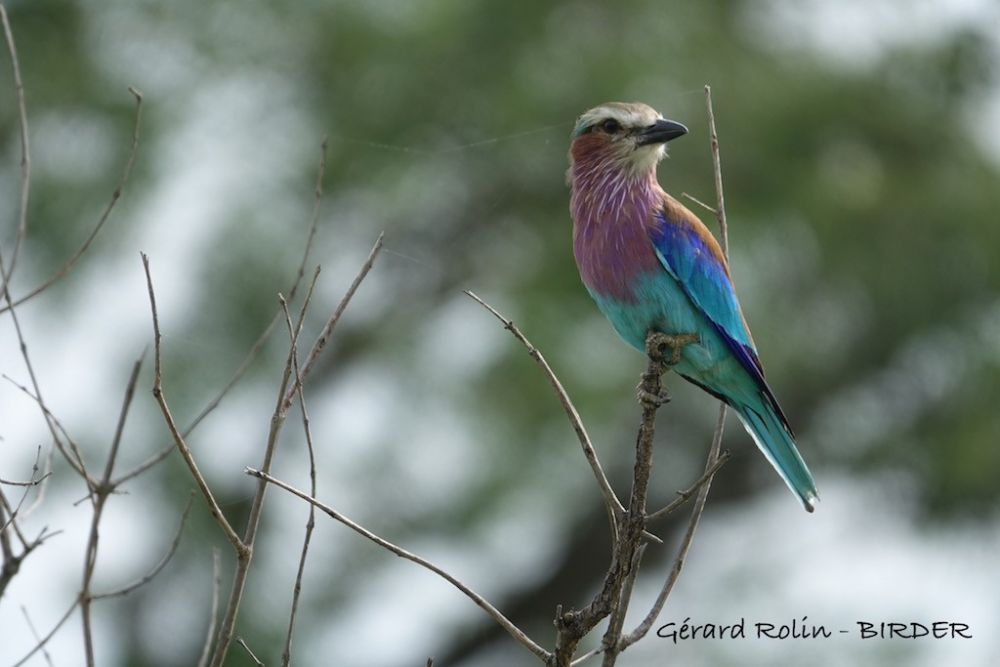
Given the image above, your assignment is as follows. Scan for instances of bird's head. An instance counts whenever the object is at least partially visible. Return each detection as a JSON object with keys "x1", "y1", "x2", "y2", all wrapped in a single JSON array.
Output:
[{"x1": 568, "y1": 102, "x2": 688, "y2": 178}]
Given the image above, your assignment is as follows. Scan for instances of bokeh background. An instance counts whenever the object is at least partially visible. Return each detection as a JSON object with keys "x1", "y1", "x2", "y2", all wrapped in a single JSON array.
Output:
[{"x1": 1, "y1": 0, "x2": 999, "y2": 665}]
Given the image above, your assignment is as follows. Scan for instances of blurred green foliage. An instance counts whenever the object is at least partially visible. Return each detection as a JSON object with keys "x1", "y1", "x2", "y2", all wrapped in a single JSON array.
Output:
[{"x1": 1, "y1": 0, "x2": 998, "y2": 665}]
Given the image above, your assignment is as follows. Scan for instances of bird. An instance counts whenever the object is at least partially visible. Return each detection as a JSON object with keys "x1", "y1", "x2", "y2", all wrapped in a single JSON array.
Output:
[{"x1": 567, "y1": 101, "x2": 818, "y2": 512}]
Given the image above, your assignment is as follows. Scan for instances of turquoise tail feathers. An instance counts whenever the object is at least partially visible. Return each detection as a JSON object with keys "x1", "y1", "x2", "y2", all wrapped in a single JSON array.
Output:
[{"x1": 732, "y1": 398, "x2": 819, "y2": 512}]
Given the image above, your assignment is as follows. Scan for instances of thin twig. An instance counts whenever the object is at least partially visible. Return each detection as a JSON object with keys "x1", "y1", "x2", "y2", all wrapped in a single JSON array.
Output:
[
  {"x1": 92, "y1": 492, "x2": 194, "y2": 600},
  {"x1": 20, "y1": 606, "x2": 55, "y2": 667},
  {"x1": 569, "y1": 648, "x2": 601, "y2": 666},
  {"x1": 141, "y1": 253, "x2": 245, "y2": 551},
  {"x1": 0, "y1": 519, "x2": 60, "y2": 597},
  {"x1": 102, "y1": 352, "x2": 145, "y2": 483},
  {"x1": 0, "y1": 87, "x2": 143, "y2": 314},
  {"x1": 12, "y1": 598, "x2": 79, "y2": 667},
  {"x1": 706, "y1": 85, "x2": 729, "y2": 255},
  {"x1": 0, "y1": 4, "x2": 30, "y2": 295},
  {"x1": 464, "y1": 290, "x2": 623, "y2": 545},
  {"x1": 1, "y1": 375, "x2": 88, "y2": 479},
  {"x1": 196, "y1": 549, "x2": 222, "y2": 667},
  {"x1": 0, "y1": 494, "x2": 60, "y2": 599},
  {"x1": 19, "y1": 445, "x2": 53, "y2": 520},
  {"x1": 0, "y1": 493, "x2": 31, "y2": 597},
  {"x1": 679, "y1": 192, "x2": 716, "y2": 215},
  {"x1": 246, "y1": 467, "x2": 551, "y2": 662},
  {"x1": 284, "y1": 232, "x2": 384, "y2": 410},
  {"x1": 0, "y1": 269, "x2": 92, "y2": 483},
  {"x1": 0, "y1": 439, "x2": 45, "y2": 543},
  {"x1": 237, "y1": 637, "x2": 265, "y2": 666},
  {"x1": 81, "y1": 354, "x2": 145, "y2": 667},
  {"x1": 280, "y1": 287, "x2": 320, "y2": 667},
  {"x1": 645, "y1": 450, "x2": 731, "y2": 521},
  {"x1": 0, "y1": 472, "x2": 51, "y2": 487}
]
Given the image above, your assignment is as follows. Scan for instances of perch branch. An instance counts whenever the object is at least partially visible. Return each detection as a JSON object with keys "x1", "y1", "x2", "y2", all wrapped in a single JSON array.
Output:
[{"x1": 551, "y1": 332, "x2": 695, "y2": 666}]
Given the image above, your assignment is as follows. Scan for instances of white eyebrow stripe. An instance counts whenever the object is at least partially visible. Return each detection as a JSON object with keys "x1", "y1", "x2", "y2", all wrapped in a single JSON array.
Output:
[{"x1": 577, "y1": 103, "x2": 662, "y2": 131}]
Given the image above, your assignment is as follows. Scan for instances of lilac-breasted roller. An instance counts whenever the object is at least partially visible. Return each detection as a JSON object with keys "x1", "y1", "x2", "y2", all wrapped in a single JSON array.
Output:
[{"x1": 568, "y1": 102, "x2": 818, "y2": 512}]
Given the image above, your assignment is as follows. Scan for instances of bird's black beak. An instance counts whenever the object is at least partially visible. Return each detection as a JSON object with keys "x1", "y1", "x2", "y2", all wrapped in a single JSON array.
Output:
[{"x1": 635, "y1": 118, "x2": 688, "y2": 146}]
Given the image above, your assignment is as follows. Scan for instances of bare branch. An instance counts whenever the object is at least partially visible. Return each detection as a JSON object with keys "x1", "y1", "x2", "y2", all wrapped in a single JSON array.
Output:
[
  {"x1": 679, "y1": 192, "x2": 716, "y2": 215},
  {"x1": 0, "y1": 87, "x2": 144, "y2": 314},
  {"x1": 141, "y1": 253, "x2": 245, "y2": 551},
  {"x1": 246, "y1": 467, "x2": 551, "y2": 662},
  {"x1": 0, "y1": 4, "x2": 31, "y2": 294},
  {"x1": 237, "y1": 637, "x2": 265, "y2": 666},
  {"x1": 463, "y1": 290, "x2": 624, "y2": 544}
]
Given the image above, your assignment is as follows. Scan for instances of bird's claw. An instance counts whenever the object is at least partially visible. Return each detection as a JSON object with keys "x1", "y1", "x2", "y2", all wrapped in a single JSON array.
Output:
[
  {"x1": 645, "y1": 332, "x2": 699, "y2": 366},
  {"x1": 636, "y1": 385, "x2": 670, "y2": 407}
]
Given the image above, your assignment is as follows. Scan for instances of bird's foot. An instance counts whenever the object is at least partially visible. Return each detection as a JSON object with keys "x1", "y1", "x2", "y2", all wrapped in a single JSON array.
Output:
[
  {"x1": 645, "y1": 332, "x2": 700, "y2": 366},
  {"x1": 636, "y1": 383, "x2": 671, "y2": 408}
]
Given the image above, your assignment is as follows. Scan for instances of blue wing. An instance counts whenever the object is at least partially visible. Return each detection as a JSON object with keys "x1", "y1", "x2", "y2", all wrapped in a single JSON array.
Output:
[{"x1": 648, "y1": 200, "x2": 792, "y2": 430}]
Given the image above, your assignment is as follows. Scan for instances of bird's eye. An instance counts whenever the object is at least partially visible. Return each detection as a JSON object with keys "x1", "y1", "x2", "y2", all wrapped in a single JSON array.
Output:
[{"x1": 600, "y1": 119, "x2": 621, "y2": 134}]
